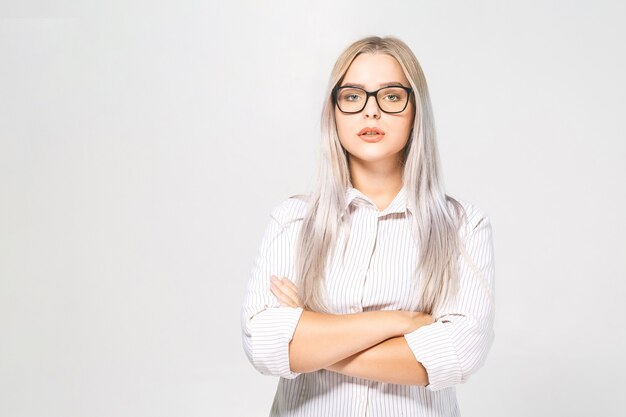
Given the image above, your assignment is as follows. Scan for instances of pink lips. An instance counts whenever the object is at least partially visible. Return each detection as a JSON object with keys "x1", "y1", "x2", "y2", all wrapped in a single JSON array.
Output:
[{"x1": 358, "y1": 127, "x2": 385, "y2": 142}]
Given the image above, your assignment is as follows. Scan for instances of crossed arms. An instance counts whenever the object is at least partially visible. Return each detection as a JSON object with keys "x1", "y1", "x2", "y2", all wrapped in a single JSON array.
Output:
[
  {"x1": 241, "y1": 204, "x2": 495, "y2": 391},
  {"x1": 270, "y1": 277, "x2": 432, "y2": 386}
]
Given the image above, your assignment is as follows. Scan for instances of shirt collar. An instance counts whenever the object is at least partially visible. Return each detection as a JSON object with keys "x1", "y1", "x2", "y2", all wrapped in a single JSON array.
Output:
[{"x1": 342, "y1": 183, "x2": 410, "y2": 218}]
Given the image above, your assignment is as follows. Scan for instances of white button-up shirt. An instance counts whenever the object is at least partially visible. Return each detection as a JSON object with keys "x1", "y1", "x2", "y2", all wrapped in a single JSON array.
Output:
[{"x1": 241, "y1": 184, "x2": 496, "y2": 417}]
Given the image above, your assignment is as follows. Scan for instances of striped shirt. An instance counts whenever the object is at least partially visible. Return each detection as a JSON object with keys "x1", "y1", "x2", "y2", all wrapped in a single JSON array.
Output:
[{"x1": 241, "y1": 184, "x2": 495, "y2": 417}]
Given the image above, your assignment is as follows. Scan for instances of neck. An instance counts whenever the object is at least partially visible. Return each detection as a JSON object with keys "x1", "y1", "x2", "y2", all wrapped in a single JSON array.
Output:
[{"x1": 348, "y1": 155, "x2": 404, "y2": 208}]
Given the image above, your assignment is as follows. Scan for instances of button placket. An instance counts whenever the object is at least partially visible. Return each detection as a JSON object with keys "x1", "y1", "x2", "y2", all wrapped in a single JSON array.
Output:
[
  {"x1": 355, "y1": 381, "x2": 370, "y2": 416},
  {"x1": 358, "y1": 215, "x2": 379, "y2": 309}
]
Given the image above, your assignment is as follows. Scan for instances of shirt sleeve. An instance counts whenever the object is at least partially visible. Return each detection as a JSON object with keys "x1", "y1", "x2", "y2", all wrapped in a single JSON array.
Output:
[
  {"x1": 240, "y1": 203, "x2": 304, "y2": 379},
  {"x1": 403, "y1": 208, "x2": 496, "y2": 391}
]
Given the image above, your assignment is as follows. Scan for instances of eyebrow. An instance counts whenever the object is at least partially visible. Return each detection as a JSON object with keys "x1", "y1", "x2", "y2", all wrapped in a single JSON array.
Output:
[{"x1": 340, "y1": 81, "x2": 407, "y2": 88}]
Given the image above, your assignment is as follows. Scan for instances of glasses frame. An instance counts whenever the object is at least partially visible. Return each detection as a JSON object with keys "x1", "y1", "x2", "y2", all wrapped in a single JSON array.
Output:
[{"x1": 332, "y1": 85, "x2": 414, "y2": 114}]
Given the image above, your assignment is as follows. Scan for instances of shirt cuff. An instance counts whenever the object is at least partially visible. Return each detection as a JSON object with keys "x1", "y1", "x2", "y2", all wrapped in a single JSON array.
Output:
[
  {"x1": 249, "y1": 306, "x2": 304, "y2": 379},
  {"x1": 403, "y1": 321, "x2": 462, "y2": 391}
]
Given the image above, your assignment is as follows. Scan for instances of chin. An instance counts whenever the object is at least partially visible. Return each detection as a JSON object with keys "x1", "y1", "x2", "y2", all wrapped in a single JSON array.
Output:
[
  {"x1": 349, "y1": 143, "x2": 407, "y2": 160},
  {"x1": 350, "y1": 151, "x2": 396, "y2": 163}
]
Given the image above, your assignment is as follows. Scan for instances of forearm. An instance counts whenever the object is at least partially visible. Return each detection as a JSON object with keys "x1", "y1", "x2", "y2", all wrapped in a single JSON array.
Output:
[
  {"x1": 324, "y1": 336, "x2": 429, "y2": 386},
  {"x1": 289, "y1": 310, "x2": 403, "y2": 373}
]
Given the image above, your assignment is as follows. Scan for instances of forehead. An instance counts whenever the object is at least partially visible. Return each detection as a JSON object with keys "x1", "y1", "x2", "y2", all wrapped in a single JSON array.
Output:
[{"x1": 342, "y1": 53, "x2": 409, "y2": 88}]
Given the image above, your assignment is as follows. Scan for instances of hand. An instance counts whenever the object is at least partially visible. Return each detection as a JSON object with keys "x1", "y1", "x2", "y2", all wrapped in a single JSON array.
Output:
[
  {"x1": 400, "y1": 311, "x2": 434, "y2": 334},
  {"x1": 269, "y1": 275, "x2": 303, "y2": 308}
]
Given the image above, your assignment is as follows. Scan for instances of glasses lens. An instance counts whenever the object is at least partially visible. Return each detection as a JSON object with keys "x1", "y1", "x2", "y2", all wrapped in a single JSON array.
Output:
[
  {"x1": 377, "y1": 87, "x2": 409, "y2": 113},
  {"x1": 336, "y1": 87, "x2": 366, "y2": 113}
]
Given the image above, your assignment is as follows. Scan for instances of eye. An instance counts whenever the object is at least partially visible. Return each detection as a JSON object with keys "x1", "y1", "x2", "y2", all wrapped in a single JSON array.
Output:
[
  {"x1": 379, "y1": 87, "x2": 407, "y2": 103},
  {"x1": 383, "y1": 94, "x2": 400, "y2": 102},
  {"x1": 339, "y1": 90, "x2": 364, "y2": 102}
]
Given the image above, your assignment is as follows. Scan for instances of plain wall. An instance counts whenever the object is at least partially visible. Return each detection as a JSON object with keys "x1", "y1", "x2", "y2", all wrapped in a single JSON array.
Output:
[{"x1": 1, "y1": 1, "x2": 625, "y2": 416}]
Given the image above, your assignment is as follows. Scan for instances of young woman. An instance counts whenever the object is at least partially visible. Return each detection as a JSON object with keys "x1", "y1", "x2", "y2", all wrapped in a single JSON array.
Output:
[{"x1": 241, "y1": 36, "x2": 495, "y2": 417}]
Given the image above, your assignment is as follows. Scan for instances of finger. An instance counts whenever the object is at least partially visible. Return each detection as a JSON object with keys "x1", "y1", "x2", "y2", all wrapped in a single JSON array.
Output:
[
  {"x1": 273, "y1": 280, "x2": 300, "y2": 308},
  {"x1": 271, "y1": 289, "x2": 293, "y2": 307},
  {"x1": 278, "y1": 278, "x2": 302, "y2": 307},
  {"x1": 275, "y1": 279, "x2": 300, "y2": 305},
  {"x1": 281, "y1": 277, "x2": 299, "y2": 293},
  {"x1": 270, "y1": 285, "x2": 289, "y2": 307},
  {"x1": 276, "y1": 283, "x2": 300, "y2": 308},
  {"x1": 270, "y1": 281, "x2": 297, "y2": 308}
]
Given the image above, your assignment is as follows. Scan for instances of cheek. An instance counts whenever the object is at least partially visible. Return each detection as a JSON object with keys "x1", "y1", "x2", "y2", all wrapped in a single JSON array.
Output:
[
  {"x1": 395, "y1": 117, "x2": 413, "y2": 140},
  {"x1": 405, "y1": 117, "x2": 414, "y2": 133},
  {"x1": 335, "y1": 115, "x2": 353, "y2": 141},
  {"x1": 409, "y1": 103, "x2": 417, "y2": 126}
]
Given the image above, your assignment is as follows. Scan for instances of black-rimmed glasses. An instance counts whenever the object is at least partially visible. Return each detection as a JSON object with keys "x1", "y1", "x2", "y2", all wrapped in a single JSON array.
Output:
[{"x1": 332, "y1": 85, "x2": 413, "y2": 114}]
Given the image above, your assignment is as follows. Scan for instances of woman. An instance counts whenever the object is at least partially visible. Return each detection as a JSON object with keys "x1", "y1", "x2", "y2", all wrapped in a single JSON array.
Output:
[{"x1": 241, "y1": 35, "x2": 495, "y2": 417}]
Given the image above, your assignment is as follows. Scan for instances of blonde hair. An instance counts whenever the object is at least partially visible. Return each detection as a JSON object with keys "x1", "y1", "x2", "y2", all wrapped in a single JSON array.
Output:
[{"x1": 294, "y1": 36, "x2": 467, "y2": 316}]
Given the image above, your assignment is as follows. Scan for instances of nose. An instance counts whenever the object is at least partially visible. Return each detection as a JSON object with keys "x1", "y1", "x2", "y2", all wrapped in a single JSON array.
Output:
[{"x1": 362, "y1": 95, "x2": 381, "y2": 119}]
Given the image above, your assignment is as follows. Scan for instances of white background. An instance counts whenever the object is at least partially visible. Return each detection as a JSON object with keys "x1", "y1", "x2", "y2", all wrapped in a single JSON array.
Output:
[{"x1": 1, "y1": 1, "x2": 625, "y2": 416}]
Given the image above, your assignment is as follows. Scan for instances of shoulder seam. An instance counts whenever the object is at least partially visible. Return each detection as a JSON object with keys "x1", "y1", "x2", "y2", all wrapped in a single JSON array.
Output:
[{"x1": 270, "y1": 196, "x2": 309, "y2": 227}]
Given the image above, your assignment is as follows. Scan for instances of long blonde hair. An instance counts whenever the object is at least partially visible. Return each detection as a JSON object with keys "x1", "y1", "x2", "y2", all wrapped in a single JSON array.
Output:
[{"x1": 294, "y1": 36, "x2": 467, "y2": 316}]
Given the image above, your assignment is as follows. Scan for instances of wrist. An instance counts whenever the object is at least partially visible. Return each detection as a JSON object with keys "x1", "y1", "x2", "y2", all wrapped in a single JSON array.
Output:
[
  {"x1": 387, "y1": 310, "x2": 412, "y2": 336},
  {"x1": 401, "y1": 311, "x2": 434, "y2": 334}
]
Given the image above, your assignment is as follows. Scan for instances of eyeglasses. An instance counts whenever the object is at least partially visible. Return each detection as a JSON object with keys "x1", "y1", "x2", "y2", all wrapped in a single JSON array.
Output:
[{"x1": 332, "y1": 85, "x2": 413, "y2": 114}]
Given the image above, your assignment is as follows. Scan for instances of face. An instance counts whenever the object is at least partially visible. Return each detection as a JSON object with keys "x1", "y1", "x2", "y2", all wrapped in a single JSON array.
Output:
[{"x1": 334, "y1": 53, "x2": 415, "y2": 167}]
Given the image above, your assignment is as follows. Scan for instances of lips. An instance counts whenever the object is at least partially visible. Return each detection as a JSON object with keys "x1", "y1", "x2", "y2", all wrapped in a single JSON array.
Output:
[
  {"x1": 358, "y1": 127, "x2": 385, "y2": 136},
  {"x1": 358, "y1": 127, "x2": 385, "y2": 142}
]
